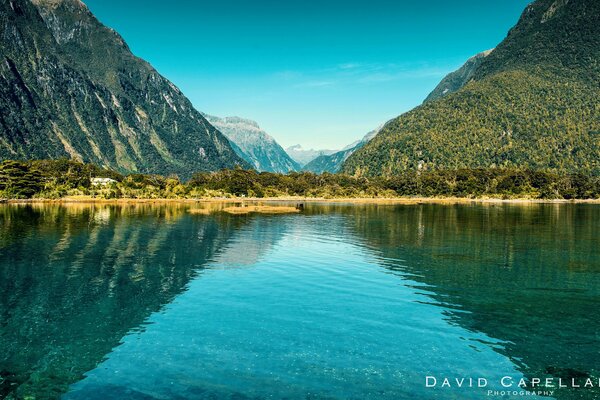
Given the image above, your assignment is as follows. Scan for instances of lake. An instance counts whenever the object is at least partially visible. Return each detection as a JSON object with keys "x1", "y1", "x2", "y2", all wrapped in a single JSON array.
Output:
[{"x1": 0, "y1": 202, "x2": 598, "y2": 400}]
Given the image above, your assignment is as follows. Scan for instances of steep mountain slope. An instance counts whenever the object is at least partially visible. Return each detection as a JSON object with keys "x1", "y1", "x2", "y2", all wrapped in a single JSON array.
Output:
[
  {"x1": 303, "y1": 126, "x2": 382, "y2": 174},
  {"x1": 0, "y1": 0, "x2": 248, "y2": 178},
  {"x1": 343, "y1": 0, "x2": 600, "y2": 177},
  {"x1": 203, "y1": 114, "x2": 300, "y2": 173},
  {"x1": 423, "y1": 49, "x2": 492, "y2": 103},
  {"x1": 285, "y1": 145, "x2": 338, "y2": 167}
]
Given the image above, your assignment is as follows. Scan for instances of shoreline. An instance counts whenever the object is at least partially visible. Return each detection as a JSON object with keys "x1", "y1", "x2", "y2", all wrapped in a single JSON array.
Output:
[{"x1": 2, "y1": 196, "x2": 600, "y2": 205}]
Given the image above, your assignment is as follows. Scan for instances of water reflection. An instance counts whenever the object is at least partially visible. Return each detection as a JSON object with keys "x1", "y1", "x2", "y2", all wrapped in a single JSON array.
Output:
[
  {"x1": 0, "y1": 204, "x2": 246, "y2": 399},
  {"x1": 0, "y1": 203, "x2": 598, "y2": 399},
  {"x1": 333, "y1": 203, "x2": 600, "y2": 400},
  {"x1": 65, "y1": 207, "x2": 530, "y2": 400}
]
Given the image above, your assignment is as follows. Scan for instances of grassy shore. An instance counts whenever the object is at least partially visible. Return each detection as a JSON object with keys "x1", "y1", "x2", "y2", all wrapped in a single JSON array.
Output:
[
  {"x1": 3, "y1": 195, "x2": 600, "y2": 205},
  {"x1": 3, "y1": 160, "x2": 600, "y2": 202}
]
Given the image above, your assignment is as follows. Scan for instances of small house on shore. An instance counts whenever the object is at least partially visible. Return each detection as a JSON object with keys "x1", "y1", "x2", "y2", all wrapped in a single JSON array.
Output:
[{"x1": 91, "y1": 177, "x2": 117, "y2": 186}]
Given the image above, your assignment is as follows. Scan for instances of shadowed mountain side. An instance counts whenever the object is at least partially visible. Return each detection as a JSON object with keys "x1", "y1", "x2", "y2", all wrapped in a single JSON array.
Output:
[
  {"x1": 0, "y1": 0, "x2": 248, "y2": 178},
  {"x1": 0, "y1": 204, "x2": 248, "y2": 399}
]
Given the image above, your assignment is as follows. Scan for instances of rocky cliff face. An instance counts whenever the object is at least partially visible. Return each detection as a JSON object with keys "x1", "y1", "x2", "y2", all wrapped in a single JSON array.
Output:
[
  {"x1": 203, "y1": 114, "x2": 300, "y2": 173},
  {"x1": 0, "y1": 0, "x2": 248, "y2": 178}
]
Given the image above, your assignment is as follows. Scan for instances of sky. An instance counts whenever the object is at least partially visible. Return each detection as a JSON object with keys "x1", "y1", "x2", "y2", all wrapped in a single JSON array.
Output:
[{"x1": 84, "y1": 0, "x2": 531, "y2": 150}]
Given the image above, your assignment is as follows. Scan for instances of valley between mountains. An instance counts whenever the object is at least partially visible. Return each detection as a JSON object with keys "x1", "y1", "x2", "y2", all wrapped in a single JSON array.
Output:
[{"x1": 0, "y1": 0, "x2": 598, "y2": 199}]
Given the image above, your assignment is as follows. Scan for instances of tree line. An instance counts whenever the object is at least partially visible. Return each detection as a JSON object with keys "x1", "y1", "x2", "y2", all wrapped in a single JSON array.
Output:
[{"x1": 1, "y1": 159, "x2": 599, "y2": 200}]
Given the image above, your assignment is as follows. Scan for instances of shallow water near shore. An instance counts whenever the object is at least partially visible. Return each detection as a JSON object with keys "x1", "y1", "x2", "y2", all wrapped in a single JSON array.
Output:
[{"x1": 0, "y1": 203, "x2": 598, "y2": 399}]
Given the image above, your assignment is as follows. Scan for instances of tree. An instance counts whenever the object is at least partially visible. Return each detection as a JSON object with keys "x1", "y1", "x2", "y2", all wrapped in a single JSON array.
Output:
[{"x1": 0, "y1": 161, "x2": 44, "y2": 198}]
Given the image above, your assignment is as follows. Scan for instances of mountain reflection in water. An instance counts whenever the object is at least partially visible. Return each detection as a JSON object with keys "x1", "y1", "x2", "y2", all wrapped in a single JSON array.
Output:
[{"x1": 0, "y1": 203, "x2": 598, "y2": 400}]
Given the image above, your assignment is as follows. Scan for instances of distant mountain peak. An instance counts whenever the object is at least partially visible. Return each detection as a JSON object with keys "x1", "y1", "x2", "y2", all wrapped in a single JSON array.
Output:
[
  {"x1": 203, "y1": 114, "x2": 300, "y2": 173},
  {"x1": 285, "y1": 145, "x2": 338, "y2": 167},
  {"x1": 221, "y1": 116, "x2": 261, "y2": 129},
  {"x1": 303, "y1": 123, "x2": 387, "y2": 174}
]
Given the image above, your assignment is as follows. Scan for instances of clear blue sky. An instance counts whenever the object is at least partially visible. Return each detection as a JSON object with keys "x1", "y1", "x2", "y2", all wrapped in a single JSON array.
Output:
[{"x1": 84, "y1": 0, "x2": 531, "y2": 150}]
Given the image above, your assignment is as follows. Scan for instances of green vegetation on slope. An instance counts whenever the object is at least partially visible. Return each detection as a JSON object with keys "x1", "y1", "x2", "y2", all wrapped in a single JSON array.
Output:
[
  {"x1": 423, "y1": 49, "x2": 492, "y2": 103},
  {"x1": 343, "y1": 0, "x2": 600, "y2": 177},
  {"x1": 303, "y1": 127, "x2": 383, "y2": 174},
  {"x1": 345, "y1": 70, "x2": 599, "y2": 175},
  {"x1": 1, "y1": 159, "x2": 599, "y2": 200},
  {"x1": 0, "y1": 0, "x2": 248, "y2": 178}
]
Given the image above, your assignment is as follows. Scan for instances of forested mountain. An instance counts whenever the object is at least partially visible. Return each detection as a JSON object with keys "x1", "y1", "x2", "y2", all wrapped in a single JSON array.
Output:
[
  {"x1": 303, "y1": 126, "x2": 382, "y2": 174},
  {"x1": 0, "y1": 0, "x2": 248, "y2": 178},
  {"x1": 423, "y1": 49, "x2": 492, "y2": 103},
  {"x1": 203, "y1": 114, "x2": 300, "y2": 173},
  {"x1": 285, "y1": 145, "x2": 338, "y2": 167},
  {"x1": 343, "y1": 0, "x2": 600, "y2": 177}
]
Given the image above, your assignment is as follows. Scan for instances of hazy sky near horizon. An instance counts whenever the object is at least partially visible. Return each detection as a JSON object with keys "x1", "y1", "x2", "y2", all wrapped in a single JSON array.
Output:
[{"x1": 84, "y1": 0, "x2": 530, "y2": 150}]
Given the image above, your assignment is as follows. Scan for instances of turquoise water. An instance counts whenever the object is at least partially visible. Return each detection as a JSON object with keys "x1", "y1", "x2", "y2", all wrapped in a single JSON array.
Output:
[{"x1": 0, "y1": 203, "x2": 598, "y2": 399}]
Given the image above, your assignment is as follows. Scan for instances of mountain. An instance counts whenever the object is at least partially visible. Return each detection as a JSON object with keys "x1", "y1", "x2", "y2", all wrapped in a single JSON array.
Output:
[
  {"x1": 285, "y1": 145, "x2": 338, "y2": 167},
  {"x1": 303, "y1": 126, "x2": 383, "y2": 174},
  {"x1": 343, "y1": 0, "x2": 600, "y2": 177},
  {"x1": 0, "y1": 0, "x2": 248, "y2": 179},
  {"x1": 202, "y1": 114, "x2": 300, "y2": 173},
  {"x1": 423, "y1": 49, "x2": 493, "y2": 103}
]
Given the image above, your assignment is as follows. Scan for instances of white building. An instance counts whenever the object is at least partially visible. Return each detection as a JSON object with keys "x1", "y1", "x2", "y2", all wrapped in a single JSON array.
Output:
[{"x1": 91, "y1": 177, "x2": 117, "y2": 186}]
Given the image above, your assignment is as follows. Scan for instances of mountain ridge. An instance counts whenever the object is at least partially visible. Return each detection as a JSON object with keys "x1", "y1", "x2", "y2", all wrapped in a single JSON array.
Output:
[
  {"x1": 202, "y1": 114, "x2": 301, "y2": 173},
  {"x1": 285, "y1": 145, "x2": 338, "y2": 167},
  {"x1": 343, "y1": 0, "x2": 600, "y2": 177},
  {"x1": 424, "y1": 49, "x2": 493, "y2": 103},
  {"x1": 303, "y1": 125, "x2": 384, "y2": 174},
  {"x1": 0, "y1": 0, "x2": 248, "y2": 178}
]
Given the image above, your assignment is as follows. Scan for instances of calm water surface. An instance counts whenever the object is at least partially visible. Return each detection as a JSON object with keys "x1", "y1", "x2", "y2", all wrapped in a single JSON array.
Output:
[{"x1": 0, "y1": 203, "x2": 598, "y2": 400}]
